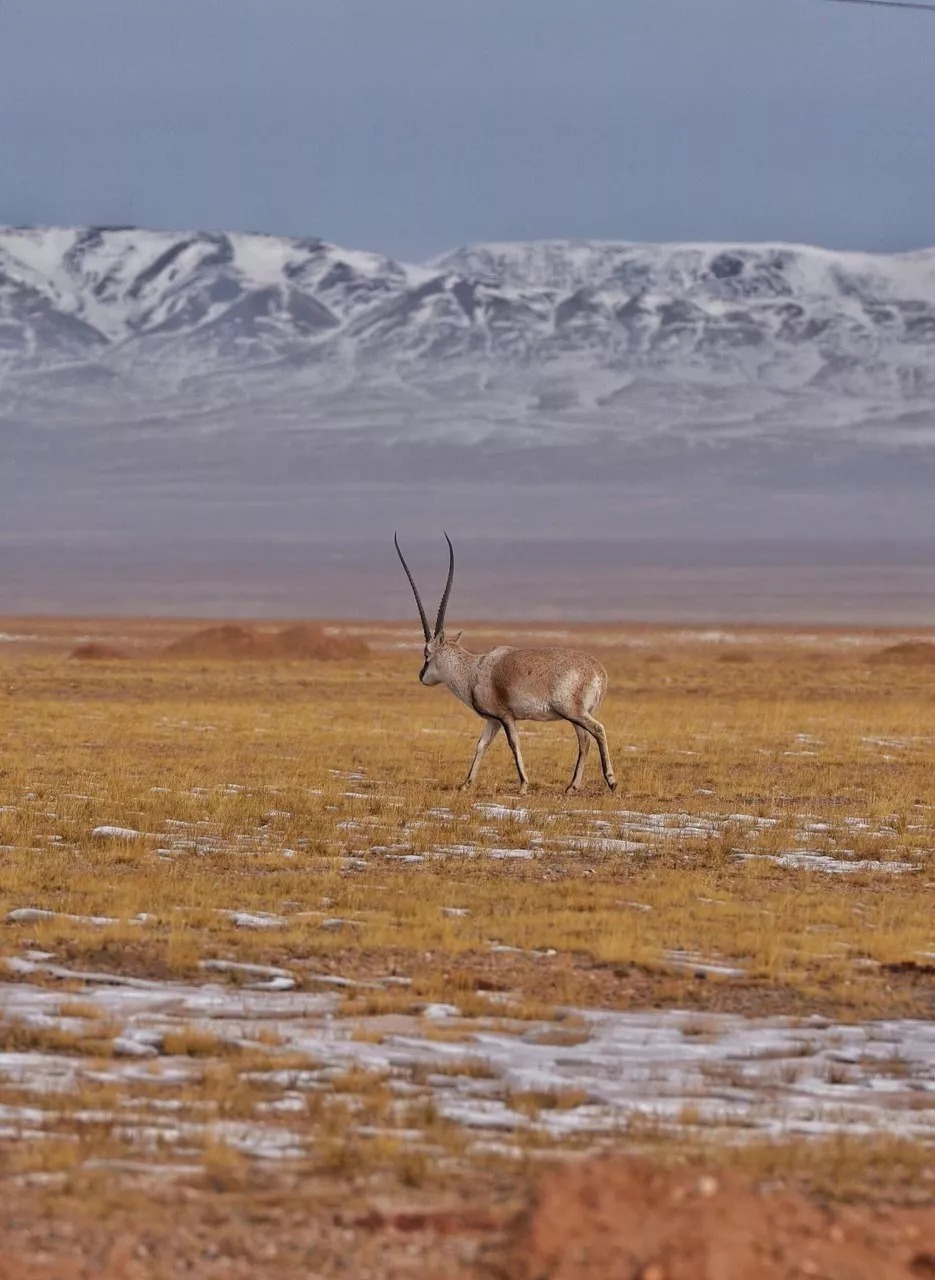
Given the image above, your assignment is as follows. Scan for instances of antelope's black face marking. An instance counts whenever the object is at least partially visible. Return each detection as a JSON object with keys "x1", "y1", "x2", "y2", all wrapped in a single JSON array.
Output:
[{"x1": 420, "y1": 638, "x2": 444, "y2": 686}]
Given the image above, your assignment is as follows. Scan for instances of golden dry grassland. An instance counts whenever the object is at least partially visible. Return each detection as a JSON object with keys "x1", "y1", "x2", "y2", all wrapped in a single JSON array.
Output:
[{"x1": 0, "y1": 617, "x2": 934, "y2": 1206}]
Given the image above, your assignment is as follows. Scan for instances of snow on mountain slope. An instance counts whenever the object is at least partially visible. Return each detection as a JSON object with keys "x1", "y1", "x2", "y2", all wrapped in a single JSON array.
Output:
[
  {"x1": 0, "y1": 226, "x2": 418, "y2": 356},
  {"x1": 2, "y1": 224, "x2": 935, "y2": 451},
  {"x1": 433, "y1": 238, "x2": 935, "y2": 301}
]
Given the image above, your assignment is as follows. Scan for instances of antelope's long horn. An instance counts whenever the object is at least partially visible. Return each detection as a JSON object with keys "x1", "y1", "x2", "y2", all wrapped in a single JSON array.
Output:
[
  {"x1": 434, "y1": 532, "x2": 455, "y2": 637},
  {"x1": 394, "y1": 533, "x2": 431, "y2": 643}
]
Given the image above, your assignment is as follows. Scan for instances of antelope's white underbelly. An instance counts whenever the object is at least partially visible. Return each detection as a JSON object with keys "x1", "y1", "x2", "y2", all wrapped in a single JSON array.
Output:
[{"x1": 509, "y1": 695, "x2": 559, "y2": 722}]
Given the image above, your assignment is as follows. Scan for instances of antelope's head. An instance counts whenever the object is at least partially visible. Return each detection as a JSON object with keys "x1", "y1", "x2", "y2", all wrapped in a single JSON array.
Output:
[
  {"x1": 394, "y1": 532, "x2": 462, "y2": 685},
  {"x1": 419, "y1": 628, "x2": 465, "y2": 685}
]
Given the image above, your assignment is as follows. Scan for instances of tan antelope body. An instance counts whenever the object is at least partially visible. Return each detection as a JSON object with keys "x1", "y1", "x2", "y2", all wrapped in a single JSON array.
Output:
[{"x1": 394, "y1": 534, "x2": 616, "y2": 795}]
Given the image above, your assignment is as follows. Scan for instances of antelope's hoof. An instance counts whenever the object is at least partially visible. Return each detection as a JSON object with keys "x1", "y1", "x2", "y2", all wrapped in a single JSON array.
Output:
[
  {"x1": 607, "y1": 778, "x2": 617, "y2": 792},
  {"x1": 518, "y1": 783, "x2": 529, "y2": 796},
  {"x1": 565, "y1": 784, "x2": 580, "y2": 795}
]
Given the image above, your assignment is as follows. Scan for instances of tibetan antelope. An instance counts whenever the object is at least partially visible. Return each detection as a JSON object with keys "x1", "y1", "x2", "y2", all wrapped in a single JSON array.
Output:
[{"x1": 394, "y1": 533, "x2": 616, "y2": 795}]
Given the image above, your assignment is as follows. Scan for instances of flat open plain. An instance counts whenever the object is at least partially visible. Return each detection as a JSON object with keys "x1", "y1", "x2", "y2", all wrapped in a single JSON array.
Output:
[{"x1": 1, "y1": 615, "x2": 934, "y2": 1277}]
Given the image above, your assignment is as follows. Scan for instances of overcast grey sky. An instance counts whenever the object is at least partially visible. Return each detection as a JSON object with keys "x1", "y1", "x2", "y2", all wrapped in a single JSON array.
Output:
[{"x1": 1, "y1": 0, "x2": 933, "y2": 261}]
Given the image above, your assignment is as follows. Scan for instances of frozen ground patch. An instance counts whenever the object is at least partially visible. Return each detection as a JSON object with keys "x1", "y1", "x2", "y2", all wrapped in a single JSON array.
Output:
[
  {"x1": 350, "y1": 799, "x2": 930, "y2": 873},
  {"x1": 222, "y1": 910, "x2": 288, "y2": 931},
  {"x1": 744, "y1": 852, "x2": 919, "y2": 875},
  {"x1": 5, "y1": 908, "x2": 150, "y2": 927},
  {"x1": 474, "y1": 803, "x2": 533, "y2": 822},
  {"x1": 1, "y1": 962, "x2": 933, "y2": 1168}
]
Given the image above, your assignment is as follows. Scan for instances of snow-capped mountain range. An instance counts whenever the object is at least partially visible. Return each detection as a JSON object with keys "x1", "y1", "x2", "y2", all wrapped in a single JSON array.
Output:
[
  {"x1": 4, "y1": 223, "x2": 935, "y2": 617},
  {"x1": 3, "y1": 224, "x2": 935, "y2": 457}
]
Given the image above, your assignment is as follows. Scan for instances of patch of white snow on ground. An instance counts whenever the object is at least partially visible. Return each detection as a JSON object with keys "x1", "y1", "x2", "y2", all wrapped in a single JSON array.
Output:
[
  {"x1": 474, "y1": 804, "x2": 533, "y2": 822},
  {"x1": 746, "y1": 852, "x2": 918, "y2": 875},
  {"x1": 222, "y1": 910, "x2": 287, "y2": 930},
  {"x1": 6, "y1": 908, "x2": 149, "y2": 927},
  {"x1": 1, "y1": 968, "x2": 934, "y2": 1158},
  {"x1": 663, "y1": 951, "x2": 747, "y2": 978}
]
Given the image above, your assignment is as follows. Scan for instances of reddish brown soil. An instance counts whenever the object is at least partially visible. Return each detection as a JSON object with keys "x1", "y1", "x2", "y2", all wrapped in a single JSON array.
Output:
[
  {"x1": 871, "y1": 641, "x2": 935, "y2": 666},
  {"x1": 494, "y1": 1158, "x2": 935, "y2": 1280},
  {"x1": 0, "y1": 1174, "x2": 512, "y2": 1280},
  {"x1": 162, "y1": 622, "x2": 268, "y2": 659},
  {"x1": 273, "y1": 622, "x2": 369, "y2": 660},
  {"x1": 68, "y1": 642, "x2": 127, "y2": 660},
  {"x1": 161, "y1": 622, "x2": 368, "y2": 661},
  {"x1": 2, "y1": 1159, "x2": 933, "y2": 1280}
]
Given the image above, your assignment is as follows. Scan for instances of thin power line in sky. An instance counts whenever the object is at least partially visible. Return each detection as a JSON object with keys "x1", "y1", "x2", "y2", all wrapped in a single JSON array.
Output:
[{"x1": 824, "y1": 0, "x2": 935, "y2": 11}]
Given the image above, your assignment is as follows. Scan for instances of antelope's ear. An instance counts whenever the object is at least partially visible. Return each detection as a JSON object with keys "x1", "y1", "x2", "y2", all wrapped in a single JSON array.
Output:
[
  {"x1": 452, "y1": 630, "x2": 463, "y2": 645},
  {"x1": 435, "y1": 630, "x2": 445, "y2": 645}
]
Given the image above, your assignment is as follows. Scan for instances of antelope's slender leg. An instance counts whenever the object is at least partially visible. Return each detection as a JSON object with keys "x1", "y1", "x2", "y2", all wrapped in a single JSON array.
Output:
[
  {"x1": 573, "y1": 714, "x2": 616, "y2": 791},
  {"x1": 566, "y1": 723, "x2": 591, "y2": 793},
  {"x1": 459, "y1": 717, "x2": 501, "y2": 790},
  {"x1": 499, "y1": 716, "x2": 529, "y2": 795}
]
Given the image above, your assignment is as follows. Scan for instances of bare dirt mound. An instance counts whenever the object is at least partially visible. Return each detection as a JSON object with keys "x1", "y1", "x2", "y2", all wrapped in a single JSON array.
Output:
[
  {"x1": 162, "y1": 623, "x2": 369, "y2": 661},
  {"x1": 163, "y1": 623, "x2": 271, "y2": 659},
  {"x1": 69, "y1": 642, "x2": 126, "y2": 660},
  {"x1": 492, "y1": 1157, "x2": 935, "y2": 1280},
  {"x1": 272, "y1": 623, "x2": 369, "y2": 660},
  {"x1": 871, "y1": 641, "x2": 935, "y2": 666}
]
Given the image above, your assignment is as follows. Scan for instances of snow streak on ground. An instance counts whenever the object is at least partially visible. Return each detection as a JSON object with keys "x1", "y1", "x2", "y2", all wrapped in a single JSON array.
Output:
[
  {"x1": 1, "y1": 961, "x2": 934, "y2": 1167},
  {"x1": 10, "y1": 782, "x2": 931, "y2": 874}
]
